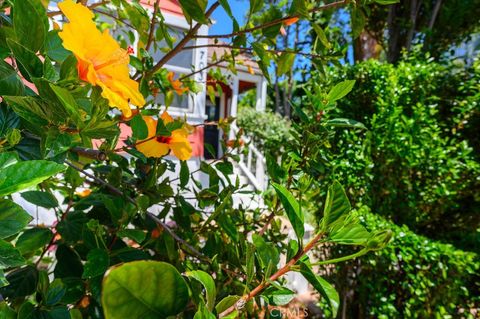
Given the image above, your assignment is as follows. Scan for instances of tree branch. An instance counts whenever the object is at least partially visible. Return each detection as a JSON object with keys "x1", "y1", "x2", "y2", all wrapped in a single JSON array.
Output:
[
  {"x1": 218, "y1": 231, "x2": 325, "y2": 318},
  {"x1": 143, "y1": 1, "x2": 221, "y2": 78},
  {"x1": 194, "y1": 0, "x2": 349, "y2": 39},
  {"x1": 182, "y1": 43, "x2": 323, "y2": 59},
  {"x1": 145, "y1": 0, "x2": 161, "y2": 52}
]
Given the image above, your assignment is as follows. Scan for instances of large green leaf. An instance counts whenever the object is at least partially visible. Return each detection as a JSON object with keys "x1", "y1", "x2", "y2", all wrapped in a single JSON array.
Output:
[
  {"x1": 7, "y1": 39, "x2": 43, "y2": 82},
  {"x1": 0, "y1": 60, "x2": 25, "y2": 96},
  {"x1": 21, "y1": 190, "x2": 58, "y2": 208},
  {"x1": 15, "y1": 228, "x2": 52, "y2": 255},
  {"x1": 0, "y1": 199, "x2": 32, "y2": 239},
  {"x1": 327, "y1": 80, "x2": 356, "y2": 102},
  {"x1": 82, "y1": 248, "x2": 109, "y2": 279},
  {"x1": 178, "y1": 0, "x2": 208, "y2": 24},
  {"x1": 0, "y1": 160, "x2": 65, "y2": 197},
  {"x1": 299, "y1": 262, "x2": 339, "y2": 318},
  {"x1": 13, "y1": 0, "x2": 48, "y2": 52},
  {"x1": 186, "y1": 270, "x2": 216, "y2": 311},
  {"x1": 0, "y1": 266, "x2": 38, "y2": 298},
  {"x1": 102, "y1": 261, "x2": 189, "y2": 318},
  {"x1": 49, "y1": 84, "x2": 84, "y2": 128},
  {"x1": 45, "y1": 31, "x2": 71, "y2": 63},
  {"x1": 4, "y1": 96, "x2": 51, "y2": 127},
  {"x1": 0, "y1": 239, "x2": 25, "y2": 268},
  {"x1": 272, "y1": 183, "x2": 304, "y2": 242},
  {"x1": 321, "y1": 181, "x2": 351, "y2": 231}
]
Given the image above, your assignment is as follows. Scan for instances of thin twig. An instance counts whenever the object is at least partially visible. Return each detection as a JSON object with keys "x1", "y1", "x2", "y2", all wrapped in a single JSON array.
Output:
[
  {"x1": 93, "y1": 9, "x2": 136, "y2": 29},
  {"x1": 143, "y1": 1, "x2": 221, "y2": 78},
  {"x1": 218, "y1": 232, "x2": 325, "y2": 317},
  {"x1": 179, "y1": 58, "x2": 228, "y2": 81},
  {"x1": 145, "y1": 0, "x2": 161, "y2": 51},
  {"x1": 195, "y1": 0, "x2": 349, "y2": 39},
  {"x1": 182, "y1": 43, "x2": 324, "y2": 59}
]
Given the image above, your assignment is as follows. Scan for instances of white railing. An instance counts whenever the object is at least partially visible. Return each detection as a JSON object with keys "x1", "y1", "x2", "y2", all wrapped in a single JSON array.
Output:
[{"x1": 230, "y1": 123, "x2": 268, "y2": 191}]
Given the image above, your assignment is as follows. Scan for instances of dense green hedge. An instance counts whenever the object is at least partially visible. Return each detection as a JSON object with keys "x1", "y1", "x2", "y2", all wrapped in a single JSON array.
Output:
[
  {"x1": 323, "y1": 56, "x2": 480, "y2": 251},
  {"x1": 237, "y1": 107, "x2": 292, "y2": 157},
  {"x1": 329, "y1": 207, "x2": 480, "y2": 319}
]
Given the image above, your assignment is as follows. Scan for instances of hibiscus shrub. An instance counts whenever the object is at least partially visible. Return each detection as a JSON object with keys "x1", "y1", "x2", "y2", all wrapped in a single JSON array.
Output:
[{"x1": 0, "y1": 1, "x2": 391, "y2": 318}]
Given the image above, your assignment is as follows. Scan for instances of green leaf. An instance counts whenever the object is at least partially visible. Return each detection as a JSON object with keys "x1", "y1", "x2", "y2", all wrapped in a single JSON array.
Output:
[
  {"x1": 0, "y1": 106, "x2": 20, "y2": 138},
  {"x1": 102, "y1": 261, "x2": 189, "y2": 318},
  {"x1": 186, "y1": 270, "x2": 217, "y2": 311},
  {"x1": 374, "y1": 0, "x2": 399, "y2": 4},
  {"x1": 0, "y1": 60, "x2": 25, "y2": 96},
  {"x1": 277, "y1": 52, "x2": 295, "y2": 77},
  {"x1": 45, "y1": 31, "x2": 71, "y2": 62},
  {"x1": 0, "y1": 266, "x2": 38, "y2": 299},
  {"x1": 0, "y1": 239, "x2": 25, "y2": 268},
  {"x1": 117, "y1": 229, "x2": 146, "y2": 244},
  {"x1": 263, "y1": 286, "x2": 295, "y2": 306},
  {"x1": 130, "y1": 114, "x2": 148, "y2": 140},
  {"x1": 7, "y1": 39, "x2": 43, "y2": 82},
  {"x1": 215, "y1": 295, "x2": 240, "y2": 314},
  {"x1": 0, "y1": 199, "x2": 32, "y2": 239},
  {"x1": 271, "y1": 183, "x2": 304, "y2": 242},
  {"x1": 180, "y1": 160, "x2": 189, "y2": 188},
  {"x1": 327, "y1": 80, "x2": 356, "y2": 102},
  {"x1": 299, "y1": 262, "x2": 339, "y2": 317},
  {"x1": 312, "y1": 24, "x2": 331, "y2": 49},
  {"x1": 252, "y1": 234, "x2": 280, "y2": 271},
  {"x1": 45, "y1": 279, "x2": 66, "y2": 306},
  {"x1": 178, "y1": 0, "x2": 208, "y2": 24},
  {"x1": 49, "y1": 84, "x2": 84, "y2": 128},
  {"x1": 4, "y1": 96, "x2": 50, "y2": 127},
  {"x1": 15, "y1": 228, "x2": 52, "y2": 255},
  {"x1": 82, "y1": 248, "x2": 109, "y2": 279},
  {"x1": 326, "y1": 118, "x2": 367, "y2": 130},
  {"x1": 21, "y1": 191, "x2": 58, "y2": 208},
  {"x1": 13, "y1": 0, "x2": 48, "y2": 52},
  {"x1": 194, "y1": 302, "x2": 215, "y2": 319},
  {"x1": 0, "y1": 160, "x2": 65, "y2": 197},
  {"x1": 321, "y1": 181, "x2": 351, "y2": 231},
  {"x1": 249, "y1": 0, "x2": 264, "y2": 14},
  {"x1": 0, "y1": 301, "x2": 16, "y2": 319}
]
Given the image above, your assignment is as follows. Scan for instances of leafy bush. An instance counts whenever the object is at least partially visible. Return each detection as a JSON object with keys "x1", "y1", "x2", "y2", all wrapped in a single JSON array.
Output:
[
  {"x1": 320, "y1": 57, "x2": 480, "y2": 250},
  {"x1": 328, "y1": 207, "x2": 480, "y2": 319},
  {"x1": 237, "y1": 107, "x2": 292, "y2": 156}
]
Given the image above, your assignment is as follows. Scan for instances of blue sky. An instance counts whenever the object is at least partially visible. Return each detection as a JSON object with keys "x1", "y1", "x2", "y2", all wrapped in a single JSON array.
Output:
[{"x1": 209, "y1": 0, "x2": 248, "y2": 36}]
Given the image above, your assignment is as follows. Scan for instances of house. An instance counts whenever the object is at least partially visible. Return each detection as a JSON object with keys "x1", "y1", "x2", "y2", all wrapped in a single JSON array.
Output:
[{"x1": 137, "y1": 0, "x2": 269, "y2": 191}]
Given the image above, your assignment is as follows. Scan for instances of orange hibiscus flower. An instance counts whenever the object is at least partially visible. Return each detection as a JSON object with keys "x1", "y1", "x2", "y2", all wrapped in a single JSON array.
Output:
[
  {"x1": 167, "y1": 72, "x2": 189, "y2": 96},
  {"x1": 57, "y1": 0, "x2": 145, "y2": 118},
  {"x1": 136, "y1": 112, "x2": 192, "y2": 160}
]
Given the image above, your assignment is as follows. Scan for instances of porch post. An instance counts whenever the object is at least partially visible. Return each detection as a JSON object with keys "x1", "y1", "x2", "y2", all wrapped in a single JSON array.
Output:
[
  {"x1": 230, "y1": 75, "x2": 239, "y2": 117},
  {"x1": 256, "y1": 77, "x2": 267, "y2": 112}
]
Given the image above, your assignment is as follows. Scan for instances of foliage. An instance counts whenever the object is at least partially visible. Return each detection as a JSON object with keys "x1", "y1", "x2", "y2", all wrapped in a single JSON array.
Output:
[
  {"x1": 237, "y1": 107, "x2": 292, "y2": 157},
  {"x1": 327, "y1": 206, "x2": 480, "y2": 319},
  {"x1": 312, "y1": 56, "x2": 480, "y2": 251},
  {"x1": 0, "y1": 0, "x2": 393, "y2": 318}
]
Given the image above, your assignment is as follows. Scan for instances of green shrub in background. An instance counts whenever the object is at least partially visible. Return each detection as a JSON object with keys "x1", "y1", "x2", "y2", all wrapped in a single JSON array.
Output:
[
  {"x1": 237, "y1": 107, "x2": 292, "y2": 157},
  {"x1": 327, "y1": 207, "x2": 480, "y2": 319},
  {"x1": 322, "y1": 56, "x2": 480, "y2": 251}
]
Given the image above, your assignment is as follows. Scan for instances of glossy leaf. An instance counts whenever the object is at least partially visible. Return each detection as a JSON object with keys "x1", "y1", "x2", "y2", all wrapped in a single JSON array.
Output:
[
  {"x1": 102, "y1": 261, "x2": 189, "y2": 318},
  {"x1": 299, "y1": 262, "x2": 339, "y2": 318},
  {"x1": 131, "y1": 114, "x2": 148, "y2": 140},
  {"x1": 0, "y1": 160, "x2": 65, "y2": 197},
  {"x1": 0, "y1": 199, "x2": 32, "y2": 239},
  {"x1": 272, "y1": 183, "x2": 304, "y2": 242},
  {"x1": 21, "y1": 190, "x2": 58, "y2": 208},
  {"x1": 0, "y1": 60, "x2": 25, "y2": 96},
  {"x1": 321, "y1": 181, "x2": 351, "y2": 231},
  {"x1": 15, "y1": 228, "x2": 52, "y2": 255},
  {"x1": 186, "y1": 270, "x2": 217, "y2": 311},
  {"x1": 326, "y1": 118, "x2": 367, "y2": 130},
  {"x1": 0, "y1": 240, "x2": 25, "y2": 269},
  {"x1": 83, "y1": 248, "x2": 110, "y2": 279},
  {"x1": 7, "y1": 39, "x2": 43, "y2": 82},
  {"x1": 327, "y1": 80, "x2": 356, "y2": 102},
  {"x1": 13, "y1": 0, "x2": 48, "y2": 52}
]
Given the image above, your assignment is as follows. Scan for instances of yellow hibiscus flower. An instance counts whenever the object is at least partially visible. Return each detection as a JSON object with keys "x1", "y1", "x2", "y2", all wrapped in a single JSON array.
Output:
[
  {"x1": 136, "y1": 112, "x2": 192, "y2": 161},
  {"x1": 57, "y1": 0, "x2": 145, "y2": 118}
]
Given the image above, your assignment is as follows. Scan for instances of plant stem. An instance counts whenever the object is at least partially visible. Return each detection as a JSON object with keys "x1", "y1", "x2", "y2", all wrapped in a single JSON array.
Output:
[{"x1": 218, "y1": 231, "x2": 325, "y2": 318}]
